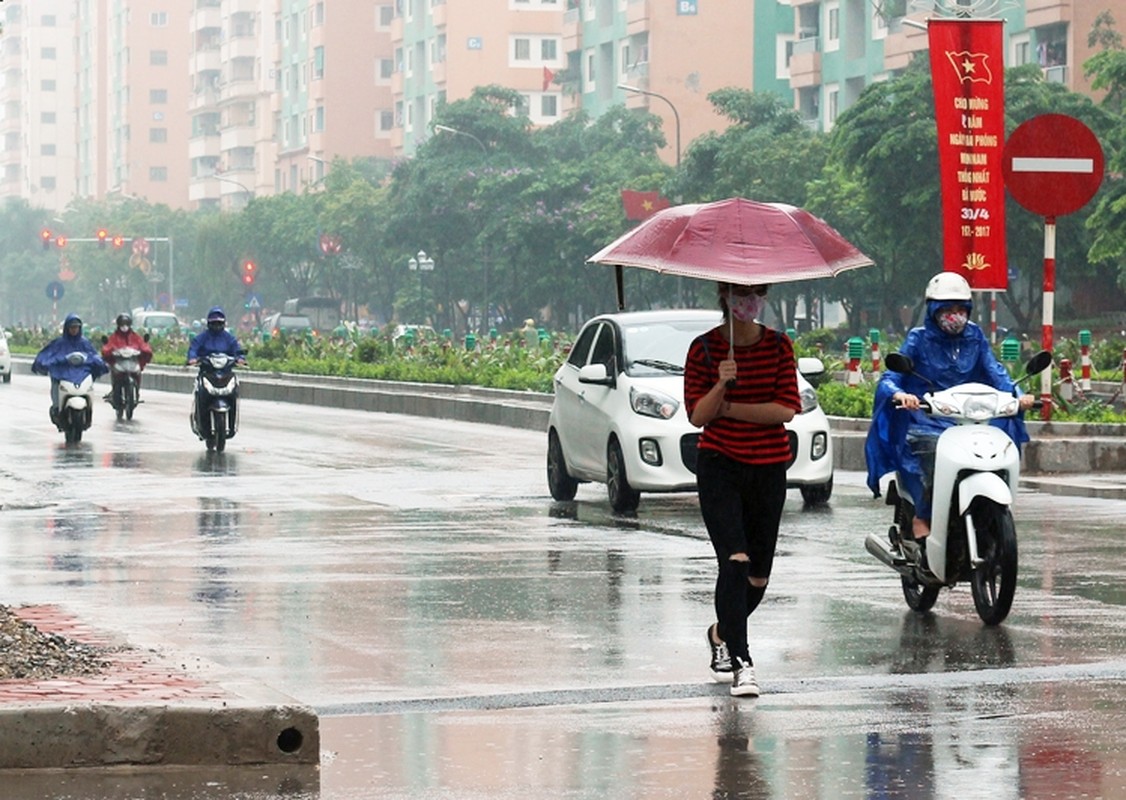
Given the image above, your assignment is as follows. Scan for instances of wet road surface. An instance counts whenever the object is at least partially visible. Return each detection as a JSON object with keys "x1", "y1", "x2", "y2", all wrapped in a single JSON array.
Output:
[{"x1": 1, "y1": 374, "x2": 1125, "y2": 798}]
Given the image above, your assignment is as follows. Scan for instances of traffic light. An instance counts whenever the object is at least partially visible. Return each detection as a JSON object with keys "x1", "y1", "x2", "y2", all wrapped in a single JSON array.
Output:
[
  {"x1": 55, "y1": 235, "x2": 67, "y2": 248},
  {"x1": 112, "y1": 235, "x2": 125, "y2": 248},
  {"x1": 96, "y1": 228, "x2": 108, "y2": 249},
  {"x1": 41, "y1": 229, "x2": 52, "y2": 250},
  {"x1": 241, "y1": 259, "x2": 258, "y2": 286}
]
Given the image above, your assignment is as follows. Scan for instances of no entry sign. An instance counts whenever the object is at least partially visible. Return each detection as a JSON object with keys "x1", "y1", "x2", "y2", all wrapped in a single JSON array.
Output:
[{"x1": 1002, "y1": 114, "x2": 1104, "y2": 218}]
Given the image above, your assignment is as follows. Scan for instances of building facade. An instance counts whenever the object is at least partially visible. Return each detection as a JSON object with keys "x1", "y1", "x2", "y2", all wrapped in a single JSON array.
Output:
[{"x1": 0, "y1": 0, "x2": 1122, "y2": 211}]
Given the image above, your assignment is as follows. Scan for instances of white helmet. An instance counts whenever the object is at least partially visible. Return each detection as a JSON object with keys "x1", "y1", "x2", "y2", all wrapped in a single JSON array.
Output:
[{"x1": 925, "y1": 272, "x2": 971, "y2": 302}]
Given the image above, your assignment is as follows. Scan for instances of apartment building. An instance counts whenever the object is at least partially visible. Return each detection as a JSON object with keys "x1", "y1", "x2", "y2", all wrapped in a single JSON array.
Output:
[
  {"x1": 392, "y1": 0, "x2": 567, "y2": 155},
  {"x1": 0, "y1": 0, "x2": 77, "y2": 212},
  {"x1": 565, "y1": 0, "x2": 756, "y2": 167},
  {"x1": 784, "y1": 0, "x2": 1126, "y2": 131}
]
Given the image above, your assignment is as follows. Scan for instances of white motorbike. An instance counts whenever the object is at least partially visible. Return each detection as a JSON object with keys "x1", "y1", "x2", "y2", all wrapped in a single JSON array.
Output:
[
  {"x1": 865, "y1": 350, "x2": 1051, "y2": 626},
  {"x1": 190, "y1": 352, "x2": 241, "y2": 453},
  {"x1": 53, "y1": 351, "x2": 99, "y2": 445},
  {"x1": 108, "y1": 346, "x2": 144, "y2": 421}
]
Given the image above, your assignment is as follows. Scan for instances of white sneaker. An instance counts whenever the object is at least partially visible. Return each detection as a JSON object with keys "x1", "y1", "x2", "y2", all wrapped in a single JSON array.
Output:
[{"x1": 730, "y1": 658, "x2": 760, "y2": 698}]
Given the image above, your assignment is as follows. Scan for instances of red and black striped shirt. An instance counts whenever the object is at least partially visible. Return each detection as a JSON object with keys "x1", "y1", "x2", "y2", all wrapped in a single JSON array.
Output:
[{"x1": 684, "y1": 326, "x2": 801, "y2": 466}]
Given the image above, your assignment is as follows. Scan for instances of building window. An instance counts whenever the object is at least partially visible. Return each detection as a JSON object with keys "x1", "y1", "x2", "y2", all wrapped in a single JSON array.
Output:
[
  {"x1": 825, "y1": 2, "x2": 840, "y2": 52},
  {"x1": 315, "y1": 105, "x2": 325, "y2": 131},
  {"x1": 150, "y1": 11, "x2": 168, "y2": 27},
  {"x1": 379, "y1": 5, "x2": 394, "y2": 26},
  {"x1": 380, "y1": 110, "x2": 394, "y2": 131},
  {"x1": 150, "y1": 89, "x2": 168, "y2": 103},
  {"x1": 314, "y1": 46, "x2": 325, "y2": 79},
  {"x1": 41, "y1": 176, "x2": 57, "y2": 190},
  {"x1": 541, "y1": 39, "x2": 557, "y2": 61},
  {"x1": 41, "y1": 144, "x2": 57, "y2": 156},
  {"x1": 42, "y1": 47, "x2": 57, "y2": 59},
  {"x1": 380, "y1": 58, "x2": 393, "y2": 79},
  {"x1": 150, "y1": 128, "x2": 168, "y2": 143},
  {"x1": 150, "y1": 50, "x2": 168, "y2": 66},
  {"x1": 541, "y1": 95, "x2": 558, "y2": 117},
  {"x1": 514, "y1": 38, "x2": 531, "y2": 61},
  {"x1": 150, "y1": 166, "x2": 168, "y2": 181},
  {"x1": 42, "y1": 15, "x2": 57, "y2": 26},
  {"x1": 42, "y1": 112, "x2": 57, "y2": 124},
  {"x1": 41, "y1": 79, "x2": 57, "y2": 91}
]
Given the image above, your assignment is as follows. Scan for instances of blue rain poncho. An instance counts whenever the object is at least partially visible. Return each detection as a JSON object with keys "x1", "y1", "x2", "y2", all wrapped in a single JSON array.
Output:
[
  {"x1": 864, "y1": 300, "x2": 1028, "y2": 517},
  {"x1": 31, "y1": 313, "x2": 108, "y2": 383}
]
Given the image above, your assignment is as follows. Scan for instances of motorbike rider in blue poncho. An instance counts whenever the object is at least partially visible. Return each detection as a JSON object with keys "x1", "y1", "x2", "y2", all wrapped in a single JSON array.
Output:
[
  {"x1": 865, "y1": 272, "x2": 1035, "y2": 555},
  {"x1": 187, "y1": 307, "x2": 247, "y2": 437},
  {"x1": 32, "y1": 314, "x2": 108, "y2": 425}
]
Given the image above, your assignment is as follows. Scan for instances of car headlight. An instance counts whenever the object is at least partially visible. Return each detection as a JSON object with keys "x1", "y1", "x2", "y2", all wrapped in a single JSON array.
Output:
[
  {"x1": 799, "y1": 385, "x2": 819, "y2": 413},
  {"x1": 630, "y1": 386, "x2": 680, "y2": 419}
]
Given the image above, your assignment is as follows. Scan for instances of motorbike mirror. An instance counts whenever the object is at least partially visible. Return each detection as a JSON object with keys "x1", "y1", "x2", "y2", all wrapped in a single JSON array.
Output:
[
  {"x1": 143, "y1": 333, "x2": 151, "y2": 343},
  {"x1": 100, "y1": 335, "x2": 108, "y2": 344},
  {"x1": 1025, "y1": 350, "x2": 1052, "y2": 377},
  {"x1": 885, "y1": 352, "x2": 914, "y2": 374}
]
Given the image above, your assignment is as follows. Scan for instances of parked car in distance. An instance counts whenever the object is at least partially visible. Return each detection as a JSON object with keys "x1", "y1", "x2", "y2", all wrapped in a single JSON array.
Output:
[
  {"x1": 0, "y1": 328, "x2": 11, "y2": 383},
  {"x1": 391, "y1": 324, "x2": 436, "y2": 342},
  {"x1": 547, "y1": 309, "x2": 833, "y2": 513},
  {"x1": 130, "y1": 310, "x2": 182, "y2": 335},
  {"x1": 262, "y1": 312, "x2": 315, "y2": 337}
]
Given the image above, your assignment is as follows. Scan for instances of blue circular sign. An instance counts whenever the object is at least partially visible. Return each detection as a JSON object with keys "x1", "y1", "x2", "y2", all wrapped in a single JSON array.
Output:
[{"x1": 46, "y1": 281, "x2": 64, "y2": 300}]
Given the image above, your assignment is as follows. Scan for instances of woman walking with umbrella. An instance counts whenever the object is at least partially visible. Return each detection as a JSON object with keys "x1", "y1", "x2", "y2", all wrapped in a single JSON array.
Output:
[{"x1": 683, "y1": 282, "x2": 801, "y2": 697}]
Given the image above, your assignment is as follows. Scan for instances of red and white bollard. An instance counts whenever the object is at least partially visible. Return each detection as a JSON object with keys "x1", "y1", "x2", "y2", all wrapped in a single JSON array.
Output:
[
  {"x1": 847, "y1": 355, "x2": 862, "y2": 386},
  {"x1": 871, "y1": 341, "x2": 881, "y2": 378},
  {"x1": 1079, "y1": 333, "x2": 1092, "y2": 391},
  {"x1": 1059, "y1": 358, "x2": 1073, "y2": 403}
]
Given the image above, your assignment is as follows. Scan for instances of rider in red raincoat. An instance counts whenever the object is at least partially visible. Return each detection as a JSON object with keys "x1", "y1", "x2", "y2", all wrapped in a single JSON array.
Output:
[{"x1": 101, "y1": 313, "x2": 153, "y2": 401}]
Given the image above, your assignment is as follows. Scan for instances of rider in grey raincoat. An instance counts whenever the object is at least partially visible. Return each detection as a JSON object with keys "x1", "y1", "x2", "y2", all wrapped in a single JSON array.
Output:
[{"x1": 865, "y1": 273, "x2": 1034, "y2": 545}]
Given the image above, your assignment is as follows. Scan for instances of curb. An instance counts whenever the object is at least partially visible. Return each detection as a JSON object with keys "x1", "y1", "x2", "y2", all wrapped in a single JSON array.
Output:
[{"x1": 0, "y1": 606, "x2": 320, "y2": 771}]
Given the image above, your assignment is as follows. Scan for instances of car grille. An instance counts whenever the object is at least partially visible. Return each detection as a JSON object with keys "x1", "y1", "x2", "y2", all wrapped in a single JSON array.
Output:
[{"x1": 681, "y1": 431, "x2": 798, "y2": 474}]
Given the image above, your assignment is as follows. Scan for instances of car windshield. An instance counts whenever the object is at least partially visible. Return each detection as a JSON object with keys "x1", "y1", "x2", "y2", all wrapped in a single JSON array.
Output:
[
  {"x1": 622, "y1": 318, "x2": 714, "y2": 376},
  {"x1": 144, "y1": 315, "x2": 178, "y2": 329}
]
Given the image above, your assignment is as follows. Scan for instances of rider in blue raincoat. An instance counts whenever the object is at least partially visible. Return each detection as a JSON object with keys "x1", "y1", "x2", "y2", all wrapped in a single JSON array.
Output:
[
  {"x1": 187, "y1": 307, "x2": 247, "y2": 438},
  {"x1": 32, "y1": 314, "x2": 108, "y2": 425},
  {"x1": 865, "y1": 273, "x2": 1034, "y2": 546}
]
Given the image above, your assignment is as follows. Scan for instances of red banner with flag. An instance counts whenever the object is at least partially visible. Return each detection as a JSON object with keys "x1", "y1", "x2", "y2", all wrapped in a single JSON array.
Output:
[
  {"x1": 621, "y1": 190, "x2": 670, "y2": 221},
  {"x1": 929, "y1": 19, "x2": 1007, "y2": 290}
]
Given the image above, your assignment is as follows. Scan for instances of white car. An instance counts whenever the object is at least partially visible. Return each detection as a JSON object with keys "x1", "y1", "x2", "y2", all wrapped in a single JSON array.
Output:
[
  {"x1": 0, "y1": 328, "x2": 10, "y2": 382},
  {"x1": 547, "y1": 309, "x2": 833, "y2": 513}
]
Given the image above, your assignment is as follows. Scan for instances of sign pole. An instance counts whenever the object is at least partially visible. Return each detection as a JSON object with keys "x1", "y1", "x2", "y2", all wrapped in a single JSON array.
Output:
[{"x1": 1041, "y1": 217, "x2": 1056, "y2": 420}]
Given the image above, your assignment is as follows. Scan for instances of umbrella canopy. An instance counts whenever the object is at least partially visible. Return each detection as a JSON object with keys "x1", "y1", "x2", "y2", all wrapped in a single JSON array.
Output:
[{"x1": 589, "y1": 198, "x2": 874, "y2": 290}]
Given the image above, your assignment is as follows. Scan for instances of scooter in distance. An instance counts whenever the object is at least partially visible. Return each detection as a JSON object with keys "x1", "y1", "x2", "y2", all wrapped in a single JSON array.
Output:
[
  {"x1": 106, "y1": 345, "x2": 144, "y2": 421},
  {"x1": 190, "y1": 352, "x2": 241, "y2": 452},
  {"x1": 865, "y1": 349, "x2": 1052, "y2": 626},
  {"x1": 51, "y1": 352, "x2": 100, "y2": 445}
]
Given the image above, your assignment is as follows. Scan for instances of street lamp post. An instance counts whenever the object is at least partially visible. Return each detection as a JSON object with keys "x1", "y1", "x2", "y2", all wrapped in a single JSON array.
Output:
[
  {"x1": 617, "y1": 83, "x2": 681, "y2": 167},
  {"x1": 407, "y1": 250, "x2": 435, "y2": 322},
  {"x1": 433, "y1": 124, "x2": 490, "y2": 334},
  {"x1": 214, "y1": 174, "x2": 253, "y2": 209}
]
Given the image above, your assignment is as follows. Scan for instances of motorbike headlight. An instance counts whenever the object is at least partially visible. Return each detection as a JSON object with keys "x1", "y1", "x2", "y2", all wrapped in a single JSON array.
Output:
[
  {"x1": 799, "y1": 385, "x2": 820, "y2": 413},
  {"x1": 996, "y1": 396, "x2": 1019, "y2": 417},
  {"x1": 630, "y1": 386, "x2": 680, "y2": 419},
  {"x1": 962, "y1": 394, "x2": 998, "y2": 420}
]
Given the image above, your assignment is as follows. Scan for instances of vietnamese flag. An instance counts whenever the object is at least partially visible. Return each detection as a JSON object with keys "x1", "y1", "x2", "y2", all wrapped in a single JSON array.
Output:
[
  {"x1": 542, "y1": 66, "x2": 555, "y2": 92},
  {"x1": 621, "y1": 189, "x2": 671, "y2": 221}
]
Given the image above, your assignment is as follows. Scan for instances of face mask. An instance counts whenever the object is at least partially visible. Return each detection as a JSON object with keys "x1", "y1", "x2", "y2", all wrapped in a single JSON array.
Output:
[
  {"x1": 118, "y1": 325, "x2": 130, "y2": 334},
  {"x1": 937, "y1": 310, "x2": 968, "y2": 335},
  {"x1": 729, "y1": 292, "x2": 765, "y2": 323}
]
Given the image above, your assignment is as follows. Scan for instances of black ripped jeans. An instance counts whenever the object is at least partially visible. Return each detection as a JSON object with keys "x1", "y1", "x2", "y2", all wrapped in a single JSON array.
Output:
[{"x1": 697, "y1": 450, "x2": 787, "y2": 665}]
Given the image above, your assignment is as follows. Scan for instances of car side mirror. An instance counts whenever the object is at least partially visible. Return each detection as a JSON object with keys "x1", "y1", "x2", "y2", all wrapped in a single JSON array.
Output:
[{"x1": 578, "y1": 362, "x2": 615, "y2": 386}]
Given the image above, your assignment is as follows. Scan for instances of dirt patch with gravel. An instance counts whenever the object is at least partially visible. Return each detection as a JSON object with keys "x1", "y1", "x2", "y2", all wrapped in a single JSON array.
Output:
[{"x1": 0, "y1": 605, "x2": 112, "y2": 680}]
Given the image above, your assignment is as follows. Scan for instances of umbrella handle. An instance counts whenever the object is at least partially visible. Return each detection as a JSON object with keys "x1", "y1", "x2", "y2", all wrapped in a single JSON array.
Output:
[{"x1": 726, "y1": 316, "x2": 736, "y2": 388}]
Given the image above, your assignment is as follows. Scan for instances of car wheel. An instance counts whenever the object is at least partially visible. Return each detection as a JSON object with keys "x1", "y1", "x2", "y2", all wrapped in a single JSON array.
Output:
[
  {"x1": 2, "y1": 373, "x2": 10, "y2": 383},
  {"x1": 800, "y1": 476, "x2": 833, "y2": 506},
  {"x1": 547, "y1": 429, "x2": 578, "y2": 501},
  {"x1": 607, "y1": 439, "x2": 640, "y2": 514}
]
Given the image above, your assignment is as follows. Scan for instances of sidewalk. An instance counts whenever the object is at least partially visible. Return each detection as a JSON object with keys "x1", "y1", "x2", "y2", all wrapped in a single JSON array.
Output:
[{"x1": 0, "y1": 605, "x2": 319, "y2": 770}]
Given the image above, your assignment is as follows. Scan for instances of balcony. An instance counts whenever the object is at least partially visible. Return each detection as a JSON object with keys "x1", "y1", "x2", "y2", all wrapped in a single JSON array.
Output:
[
  {"x1": 191, "y1": 5, "x2": 221, "y2": 32},
  {"x1": 223, "y1": 35, "x2": 258, "y2": 62},
  {"x1": 1026, "y1": 0, "x2": 1071, "y2": 29},
  {"x1": 220, "y1": 126, "x2": 256, "y2": 151},
  {"x1": 627, "y1": 0, "x2": 649, "y2": 35},
  {"x1": 1043, "y1": 64, "x2": 1068, "y2": 84},
  {"x1": 789, "y1": 49, "x2": 822, "y2": 89},
  {"x1": 191, "y1": 48, "x2": 222, "y2": 75},
  {"x1": 431, "y1": 1, "x2": 446, "y2": 27},
  {"x1": 882, "y1": 16, "x2": 928, "y2": 72},
  {"x1": 563, "y1": 9, "x2": 579, "y2": 44},
  {"x1": 189, "y1": 136, "x2": 220, "y2": 160}
]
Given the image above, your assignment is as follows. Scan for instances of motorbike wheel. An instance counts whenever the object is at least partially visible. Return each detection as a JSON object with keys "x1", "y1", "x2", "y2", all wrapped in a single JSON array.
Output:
[
  {"x1": 113, "y1": 384, "x2": 124, "y2": 421},
  {"x1": 212, "y1": 411, "x2": 227, "y2": 453},
  {"x1": 547, "y1": 429, "x2": 578, "y2": 501},
  {"x1": 970, "y1": 500, "x2": 1018, "y2": 626},
  {"x1": 65, "y1": 412, "x2": 82, "y2": 445},
  {"x1": 125, "y1": 381, "x2": 136, "y2": 421},
  {"x1": 606, "y1": 438, "x2": 640, "y2": 514},
  {"x1": 901, "y1": 576, "x2": 940, "y2": 613}
]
